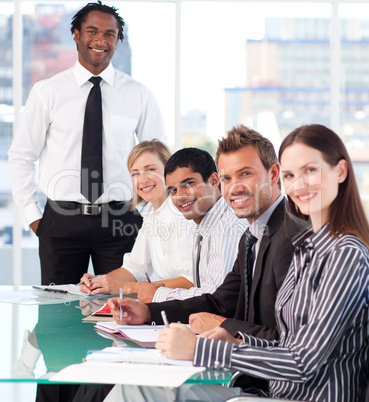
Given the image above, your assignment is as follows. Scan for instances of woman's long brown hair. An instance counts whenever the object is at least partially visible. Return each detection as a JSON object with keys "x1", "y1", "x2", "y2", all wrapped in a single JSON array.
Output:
[{"x1": 279, "y1": 124, "x2": 369, "y2": 247}]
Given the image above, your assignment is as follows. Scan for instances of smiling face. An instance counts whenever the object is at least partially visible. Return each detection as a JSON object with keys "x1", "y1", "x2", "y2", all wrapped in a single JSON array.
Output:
[
  {"x1": 73, "y1": 10, "x2": 120, "y2": 75},
  {"x1": 217, "y1": 146, "x2": 280, "y2": 223},
  {"x1": 166, "y1": 167, "x2": 220, "y2": 225},
  {"x1": 130, "y1": 151, "x2": 166, "y2": 210},
  {"x1": 280, "y1": 142, "x2": 347, "y2": 231}
]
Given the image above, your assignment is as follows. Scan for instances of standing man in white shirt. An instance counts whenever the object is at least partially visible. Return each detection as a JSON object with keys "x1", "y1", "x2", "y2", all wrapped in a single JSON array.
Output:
[
  {"x1": 8, "y1": 1, "x2": 166, "y2": 286},
  {"x1": 136, "y1": 147, "x2": 248, "y2": 303}
]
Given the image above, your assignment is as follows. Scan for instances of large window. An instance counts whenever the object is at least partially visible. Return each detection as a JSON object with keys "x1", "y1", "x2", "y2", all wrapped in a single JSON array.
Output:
[
  {"x1": 2, "y1": 0, "x2": 369, "y2": 285},
  {"x1": 0, "y1": 2, "x2": 15, "y2": 284},
  {"x1": 339, "y1": 3, "x2": 369, "y2": 215}
]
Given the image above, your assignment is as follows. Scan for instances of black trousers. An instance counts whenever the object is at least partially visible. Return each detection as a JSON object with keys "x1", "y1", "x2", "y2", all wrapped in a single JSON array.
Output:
[{"x1": 37, "y1": 200, "x2": 143, "y2": 285}]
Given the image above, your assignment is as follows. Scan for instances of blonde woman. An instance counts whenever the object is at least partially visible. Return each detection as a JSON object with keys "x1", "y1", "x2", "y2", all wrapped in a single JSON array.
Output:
[{"x1": 80, "y1": 140, "x2": 194, "y2": 302}]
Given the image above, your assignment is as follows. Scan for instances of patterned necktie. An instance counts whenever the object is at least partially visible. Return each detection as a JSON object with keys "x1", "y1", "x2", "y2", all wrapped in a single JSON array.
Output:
[
  {"x1": 192, "y1": 229, "x2": 203, "y2": 287},
  {"x1": 243, "y1": 229, "x2": 258, "y2": 320},
  {"x1": 81, "y1": 76, "x2": 103, "y2": 203}
]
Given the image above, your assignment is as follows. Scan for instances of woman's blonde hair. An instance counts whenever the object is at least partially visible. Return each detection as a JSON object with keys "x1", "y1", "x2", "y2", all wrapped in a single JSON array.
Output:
[{"x1": 127, "y1": 139, "x2": 171, "y2": 210}]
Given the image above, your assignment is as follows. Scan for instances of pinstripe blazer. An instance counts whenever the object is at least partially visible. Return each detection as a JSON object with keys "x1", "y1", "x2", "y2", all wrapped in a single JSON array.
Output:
[{"x1": 194, "y1": 225, "x2": 369, "y2": 401}]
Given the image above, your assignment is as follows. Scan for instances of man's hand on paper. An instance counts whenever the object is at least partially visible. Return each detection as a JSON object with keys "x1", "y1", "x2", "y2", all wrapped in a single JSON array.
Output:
[
  {"x1": 189, "y1": 312, "x2": 227, "y2": 334},
  {"x1": 108, "y1": 297, "x2": 151, "y2": 325},
  {"x1": 156, "y1": 323, "x2": 196, "y2": 361},
  {"x1": 199, "y1": 326, "x2": 242, "y2": 344},
  {"x1": 137, "y1": 282, "x2": 165, "y2": 303}
]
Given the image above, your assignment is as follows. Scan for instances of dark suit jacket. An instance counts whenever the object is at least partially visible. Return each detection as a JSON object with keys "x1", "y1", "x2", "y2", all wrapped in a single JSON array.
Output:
[{"x1": 148, "y1": 199, "x2": 307, "y2": 341}]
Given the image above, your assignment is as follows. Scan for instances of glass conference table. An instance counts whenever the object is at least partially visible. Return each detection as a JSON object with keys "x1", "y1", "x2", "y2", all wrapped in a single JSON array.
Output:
[{"x1": 0, "y1": 286, "x2": 234, "y2": 388}]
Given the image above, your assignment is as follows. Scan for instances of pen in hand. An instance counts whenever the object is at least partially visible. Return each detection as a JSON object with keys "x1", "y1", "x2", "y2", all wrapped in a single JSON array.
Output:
[
  {"x1": 161, "y1": 310, "x2": 169, "y2": 328},
  {"x1": 145, "y1": 272, "x2": 151, "y2": 283},
  {"x1": 119, "y1": 287, "x2": 123, "y2": 321},
  {"x1": 77, "y1": 275, "x2": 100, "y2": 286}
]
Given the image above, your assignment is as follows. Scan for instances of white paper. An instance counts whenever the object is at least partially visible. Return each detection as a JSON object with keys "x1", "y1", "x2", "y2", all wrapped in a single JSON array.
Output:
[
  {"x1": 50, "y1": 362, "x2": 205, "y2": 388},
  {"x1": 86, "y1": 347, "x2": 193, "y2": 366}
]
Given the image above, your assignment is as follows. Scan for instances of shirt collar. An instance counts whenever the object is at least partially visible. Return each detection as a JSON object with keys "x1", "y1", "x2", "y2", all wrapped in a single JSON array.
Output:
[
  {"x1": 292, "y1": 222, "x2": 337, "y2": 256},
  {"x1": 248, "y1": 194, "x2": 284, "y2": 240},
  {"x1": 196, "y1": 196, "x2": 228, "y2": 237},
  {"x1": 73, "y1": 60, "x2": 115, "y2": 87}
]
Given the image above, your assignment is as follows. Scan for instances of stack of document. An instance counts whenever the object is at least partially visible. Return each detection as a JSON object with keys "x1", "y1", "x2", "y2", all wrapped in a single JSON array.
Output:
[
  {"x1": 86, "y1": 347, "x2": 192, "y2": 366},
  {"x1": 50, "y1": 331, "x2": 205, "y2": 387},
  {"x1": 82, "y1": 303, "x2": 114, "y2": 323},
  {"x1": 95, "y1": 321, "x2": 165, "y2": 348}
]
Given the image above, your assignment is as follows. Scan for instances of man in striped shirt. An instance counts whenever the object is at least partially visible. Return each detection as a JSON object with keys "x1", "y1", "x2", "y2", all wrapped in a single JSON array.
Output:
[{"x1": 136, "y1": 147, "x2": 248, "y2": 303}]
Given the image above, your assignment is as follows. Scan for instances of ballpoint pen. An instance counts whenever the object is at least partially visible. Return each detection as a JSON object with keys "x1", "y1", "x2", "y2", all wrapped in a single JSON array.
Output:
[
  {"x1": 119, "y1": 287, "x2": 123, "y2": 321},
  {"x1": 77, "y1": 275, "x2": 100, "y2": 286},
  {"x1": 145, "y1": 272, "x2": 152, "y2": 283},
  {"x1": 161, "y1": 310, "x2": 169, "y2": 328}
]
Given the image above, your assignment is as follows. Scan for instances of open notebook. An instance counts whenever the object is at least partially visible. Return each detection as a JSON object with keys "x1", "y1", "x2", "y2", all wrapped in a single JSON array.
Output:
[{"x1": 95, "y1": 321, "x2": 166, "y2": 348}]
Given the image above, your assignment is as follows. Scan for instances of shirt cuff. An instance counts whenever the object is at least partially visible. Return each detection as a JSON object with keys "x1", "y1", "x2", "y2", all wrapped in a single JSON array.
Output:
[
  {"x1": 193, "y1": 337, "x2": 233, "y2": 369},
  {"x1": 23, "y1": 203, "x2": 43, "y2": 228},
  {"x1": 152, "y1": 286, "x2": 173, "y2": 302}
]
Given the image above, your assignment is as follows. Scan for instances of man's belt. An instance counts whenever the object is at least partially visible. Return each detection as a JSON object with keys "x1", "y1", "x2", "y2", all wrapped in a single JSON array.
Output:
[{"x1": 48, "y1": 200, "x2": 128, "y2": 216}]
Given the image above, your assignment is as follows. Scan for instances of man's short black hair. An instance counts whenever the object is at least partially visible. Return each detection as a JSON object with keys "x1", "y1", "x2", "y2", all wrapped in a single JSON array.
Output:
[
  {"x1": 164, "y1": 148, "x2": 218, "y2": 183},
  {"x1": 71, "y1": 1, "x2": 125, "y2": 41}
]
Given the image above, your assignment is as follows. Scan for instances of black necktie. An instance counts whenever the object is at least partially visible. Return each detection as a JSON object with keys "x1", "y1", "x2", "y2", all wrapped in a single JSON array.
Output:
[
  {"x1": 192, "y1": 230, "x2": 203, "y2": 287},
  {"x1": 243, "y1": 229, "x2": 258, "y2": 320},
  {"x1": 81, "y1": 76, "x2": 103, "y2": 203}
]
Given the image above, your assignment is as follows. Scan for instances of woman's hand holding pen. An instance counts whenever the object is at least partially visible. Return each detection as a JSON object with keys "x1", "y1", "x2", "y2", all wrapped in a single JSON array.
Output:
[
  {"x1": 79, "y1": 273, "x2": 96, "y2": 293},
  {"x1": 156, "y1": 323, "x2": 196, "y2": 361},
  {"x1": 107, "y1": 297, "x2": 151, "y2": 325},
  {"x1": 79, "y1": 274, "x2": 135, "y2": 296}
]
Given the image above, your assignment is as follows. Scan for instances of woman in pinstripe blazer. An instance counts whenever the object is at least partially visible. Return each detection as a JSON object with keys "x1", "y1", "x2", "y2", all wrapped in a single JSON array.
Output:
[{"x1": 156, "y1": 124, "x2": 369, "y2": 402}]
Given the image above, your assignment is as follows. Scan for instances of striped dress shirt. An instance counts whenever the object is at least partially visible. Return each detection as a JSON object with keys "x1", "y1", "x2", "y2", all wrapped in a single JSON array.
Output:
[
  {"x1": 194, "y1": 223, "x2": 369, "y2": 401},
  {"x1": 152, "y1": 196, "x2": 248, "y2": 302}
]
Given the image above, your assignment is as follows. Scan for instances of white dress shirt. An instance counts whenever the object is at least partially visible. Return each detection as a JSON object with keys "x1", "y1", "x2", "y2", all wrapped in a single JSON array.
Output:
[
  {"x1": 8, "y1": 61, "x2": 166, "y2": 225},
  {"x1": 152, "y1": 196, "x2": 248, "y2": 302},
  {"x1": 123, "y1": 197, "x2": 195, "y2": 283}
]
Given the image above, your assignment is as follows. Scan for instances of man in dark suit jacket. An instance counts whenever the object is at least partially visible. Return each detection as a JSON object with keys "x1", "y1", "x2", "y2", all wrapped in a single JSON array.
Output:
[{"x1": 109, "y1": 124, "x2": 306, "y2": 338}]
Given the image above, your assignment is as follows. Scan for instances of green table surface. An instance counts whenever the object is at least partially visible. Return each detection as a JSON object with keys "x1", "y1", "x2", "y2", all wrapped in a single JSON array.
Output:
[{"x1": 0, "y1": 287, "x2": 233, "y2": 386}]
